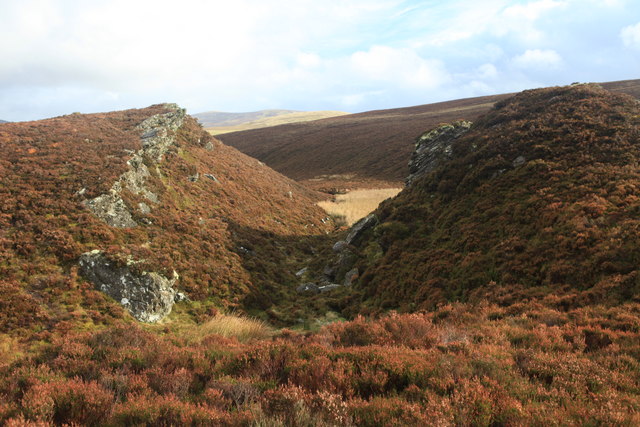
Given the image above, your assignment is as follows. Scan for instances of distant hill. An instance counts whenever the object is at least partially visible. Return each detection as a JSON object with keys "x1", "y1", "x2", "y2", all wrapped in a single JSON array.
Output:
[
  {"x1": 329, "y1": 83, "x2": 640, "y2": 314},
  {"x1": 0, "y1": 120, "x2": 8, "y2": 123},
  {"x1": 218, "y1": 79, "x2": 640, "y2": 189},
  {"x1": 193, "y1": 109, "x2": 348, "y2": 135}
]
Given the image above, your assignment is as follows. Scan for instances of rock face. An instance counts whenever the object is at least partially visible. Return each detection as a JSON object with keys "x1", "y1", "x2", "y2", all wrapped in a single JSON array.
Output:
[
  {"x1": 84, "y1": 105, "x2": 186, "y2": 227},
  {"x1": 79, "y1": 250, "x2": 178, "y2": 322},
  {"x1": 406, "y1": 120, "x2": 472, "y2": 186}
]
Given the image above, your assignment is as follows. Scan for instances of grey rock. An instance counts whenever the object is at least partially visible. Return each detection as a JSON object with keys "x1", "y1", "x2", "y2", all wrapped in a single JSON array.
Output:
[
  {"x1": 343, "y1": 268, "x2": 359, "y2": 286},
  {"x1": 406, "y1": 120, "x2": 472, "y2": 186},
  {"x1": 79, "y1": 250, "x2": 178, "y2": 323},
  {"x1": 188, "y1": 172, "x2": 200, "y2": 182},
  {"x1": 84, "y1": 192, "x2": 137, "y2": 228},
  {"x1": 318, "y1": 284, "x2": 342, "y2": 293},
  {"x1": 295, "y1": 267, "x2": 308, "y2": 277},
  {"x1": 322, "y1": 264, "x2": 336, "y2": 281},
  {"x1": 204, "y1": 174, "x2": 219, "y2": 183},
  {"x1": 332, "y1": 240, "x2": 348, "y2": 252},
  {"x1": 174, "y1": 292, "x2": 190, "y2": 303},
  {"x1": 296, "y1": 283, "x2": 319, "y2": 294},
  {"x1": 512, "y1": 155, "x2": 526, "y2": 168},
  {"x1": 138, "y1": 202, "x2": 151, "y2": 214},
  {"x1": 345, "y1": 214, "x2": 378, "y2": 245},
  {"x1": 205, "y1": 141, "x2": 215, "y2": 151}
]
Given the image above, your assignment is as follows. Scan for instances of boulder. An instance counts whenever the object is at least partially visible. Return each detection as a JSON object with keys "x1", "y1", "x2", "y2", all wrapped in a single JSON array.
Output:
[
  {"x1": 343, "y1": 268, "x2": 359, "y2": 286},
  {"x1": 318, "y1": 283, "x2": 342, "y2": 293},
  {"x1": 406, "y1": 120, "x2": 472, "y2": 186},
  {"x1": 512, "y1": 155, "x2": 526, "y2": 168},
  {"x1": 345, "y1": 214, "x2": 378, "y2": 245},
  {"x1": 79, "y1": 250, "x2": 178, "y2": 323}
]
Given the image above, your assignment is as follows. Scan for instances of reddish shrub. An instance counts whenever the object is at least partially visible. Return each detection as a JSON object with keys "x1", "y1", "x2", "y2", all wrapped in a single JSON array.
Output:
[{"x1": 21, "y1": 378, "x2": 113, "y2": 425}]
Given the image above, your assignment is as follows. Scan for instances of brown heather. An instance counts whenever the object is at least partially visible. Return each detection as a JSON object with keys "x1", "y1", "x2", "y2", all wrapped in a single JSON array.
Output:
[{"x1": 1, "y1": 84, "x2": 640, "y2": 425}]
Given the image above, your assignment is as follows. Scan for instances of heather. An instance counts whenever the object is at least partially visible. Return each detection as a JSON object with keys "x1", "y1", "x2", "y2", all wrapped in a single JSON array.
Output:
[
  {"x1": 345, "y1": 84, "x2": 640, "y2": 314},
  {"x1": 2, "y1": 85, "x2": 640, "y2": 425},
  {"x1": 1, "y1": 303, "x2": 639, "y2": 425}
]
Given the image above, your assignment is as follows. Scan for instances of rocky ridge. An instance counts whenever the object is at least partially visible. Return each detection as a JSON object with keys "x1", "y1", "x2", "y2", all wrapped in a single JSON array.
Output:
[{"x1": 83, "y1": 104, "x2": 186, "y2": 227}]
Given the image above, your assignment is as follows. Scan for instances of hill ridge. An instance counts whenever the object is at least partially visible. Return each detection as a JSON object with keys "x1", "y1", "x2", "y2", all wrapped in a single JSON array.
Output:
[{"x1": 218, "y1": 79, "x2": 640, "y2": 188}]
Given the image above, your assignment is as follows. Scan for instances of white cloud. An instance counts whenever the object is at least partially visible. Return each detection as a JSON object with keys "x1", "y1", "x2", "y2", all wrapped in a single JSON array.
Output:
[
  {"x1": 0, "y1": 0, "x2": 639, "y2": 120},
  {"x1": 502, "y1": 0, "x2": 567, "y2": 21},
  {"x1": 492, "y1": 0, "x2": 568, "y2": 41},
  {"x1": 512, "y1": 49, "x2": 563, "y2": 70},
  {"x1": 621, "y1": 22, "x2": 640, "y2": 49},
  {"x1": 349, "y1": 46, "x2": 450, "y2": 89}
]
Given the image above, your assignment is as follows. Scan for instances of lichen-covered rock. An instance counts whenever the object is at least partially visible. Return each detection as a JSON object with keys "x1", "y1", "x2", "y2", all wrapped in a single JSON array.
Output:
[
  {"x1": 79, "y1": 250, "x2": 178, "y2": 322},
  {"x1": 406, "y1": 120, "x2": 472, "y2": 186},
  {"x1": 84, "y1": 105, "x2": 186, "y2": 228},
  {"x1": 84, "y1": 191, "x2": 138, "y2": 228}
]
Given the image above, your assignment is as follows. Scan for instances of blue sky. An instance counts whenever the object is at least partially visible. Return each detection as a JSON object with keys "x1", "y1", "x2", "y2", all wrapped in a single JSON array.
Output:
[{"x1": 0, "y1": 0, "x2": 639, "y2": 121}]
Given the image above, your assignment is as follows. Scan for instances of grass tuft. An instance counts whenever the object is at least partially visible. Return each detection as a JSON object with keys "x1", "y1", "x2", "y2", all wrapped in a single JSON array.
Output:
[{"x1": 185, "y1": 313, "x2": 273, "y2": 343}]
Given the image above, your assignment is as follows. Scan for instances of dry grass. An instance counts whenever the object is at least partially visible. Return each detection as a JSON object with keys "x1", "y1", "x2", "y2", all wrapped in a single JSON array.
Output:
[
  {"x1": 183, "y1": 313, "x2": 273, "y2": 343},
  {"x1": 205, "y1": 110, "x2": 348, "y2": 135},
  {"x1": 318, "y1": 188, "x2": 402, "y2": 226}
]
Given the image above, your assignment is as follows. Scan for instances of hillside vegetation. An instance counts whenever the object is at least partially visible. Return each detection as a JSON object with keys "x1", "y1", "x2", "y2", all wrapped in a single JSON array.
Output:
[
  {"x1": 0, "y1": 104, "x2": 334, "y2": 335},
  {"x1": 2, "y1": 85, "x2": 640, "y2": 425},
  {"x1": 339, "y1": 84, "x2": 640, "y2": 314},
  {"x1": 219, "y1": 79, "x2": 640, "y2": 188}
]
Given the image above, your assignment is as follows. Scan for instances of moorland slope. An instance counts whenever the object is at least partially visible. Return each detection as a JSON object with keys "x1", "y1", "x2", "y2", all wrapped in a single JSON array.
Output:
[
  {"x1": 333, "y1": 84, "x2": 640, "y2": 314},
  {"x1": 219, "y1": 79, "x2": 640, "y2": 189},
  {"x1": 2, "y1": 85, "x2": 640, "y2": 425},
  {"x1": 0, "y1": 104, "x2": 333, "y2": 333}
]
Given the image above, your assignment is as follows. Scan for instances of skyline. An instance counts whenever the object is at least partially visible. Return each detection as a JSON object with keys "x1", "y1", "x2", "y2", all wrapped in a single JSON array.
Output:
[{"x1": 1, "y1": 0, "x2": 639, "y2": 121}]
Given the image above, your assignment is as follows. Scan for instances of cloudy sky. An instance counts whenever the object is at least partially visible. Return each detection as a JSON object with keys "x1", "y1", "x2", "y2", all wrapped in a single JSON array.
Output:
[{"x1": 1, "y1": 0, "x2": 639, "y2": 121}]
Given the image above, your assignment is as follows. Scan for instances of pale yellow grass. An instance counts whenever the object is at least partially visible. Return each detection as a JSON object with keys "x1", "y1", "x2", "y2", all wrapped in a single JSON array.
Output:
[
  {"x1": 318, "y1": 188, "x2": 402, "y2": 226},
  {"x1": 182, "y1": 313, "x2": 273, "y2": 343},
  {"x1": 206, "y1": 111, "x2": 348, "y2": 135}
]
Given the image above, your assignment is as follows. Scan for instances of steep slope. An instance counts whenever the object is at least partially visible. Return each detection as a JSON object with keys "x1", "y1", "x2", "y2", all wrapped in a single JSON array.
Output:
[
  {"x1": 332, "y1": 84, "x2": 640, "y2": 314},
  {"x1": 0, "y1": 104, "x2": 332, "y2": 334},
  {"x1": 219, "y1": 79, "x2": 640, "y2": 188}
]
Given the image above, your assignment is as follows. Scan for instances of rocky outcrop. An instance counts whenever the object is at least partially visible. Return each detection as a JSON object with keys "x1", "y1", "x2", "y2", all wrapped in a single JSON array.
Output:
[
  {"x1": 406, "y1": 120, "x2": 472, "y2": 186},
  {"x1": 84, "y1": 105, "x2": 186, "y2": 227},
  {"x1": 79, "y1": 250, "x2": 178, "y2": 322},
  {"x1": 345, "y1": 214, "x2": 378, "y2": 245}
]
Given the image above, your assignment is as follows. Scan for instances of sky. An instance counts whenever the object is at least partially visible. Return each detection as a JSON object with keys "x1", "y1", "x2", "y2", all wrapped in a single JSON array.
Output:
[{"x1": 0, "y1": 0, "x2": 639, "y2": 121}]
